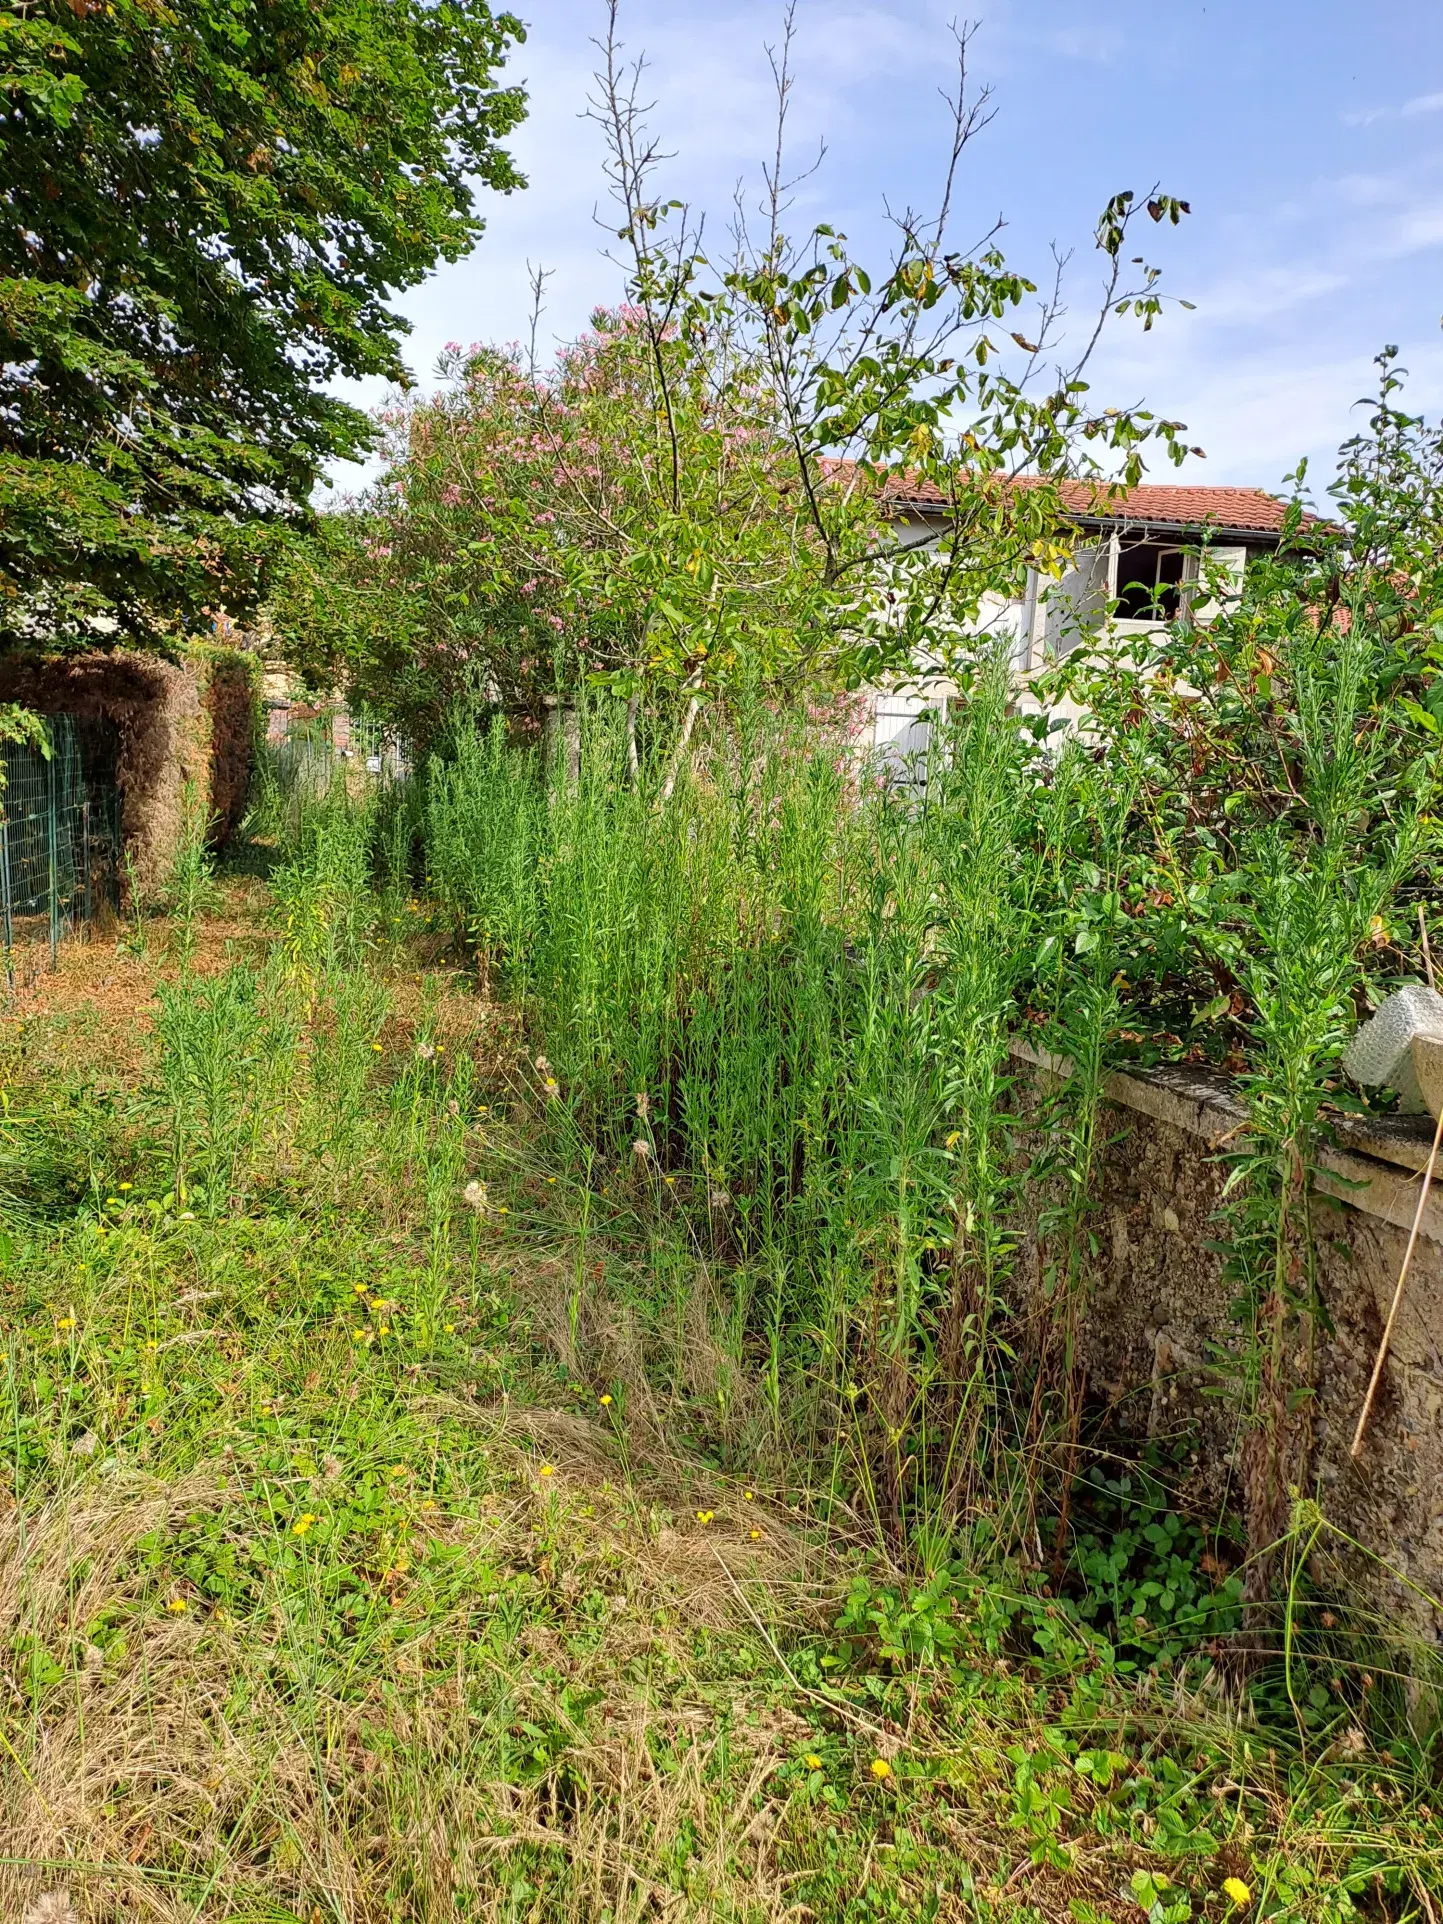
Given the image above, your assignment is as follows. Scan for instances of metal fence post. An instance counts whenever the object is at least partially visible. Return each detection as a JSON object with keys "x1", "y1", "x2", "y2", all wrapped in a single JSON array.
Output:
[
  {"x1": 0, "y1": 809, "x2": 13, "y2": 995},
  {"x1": 47, "y1": 733, "x2": 59, "y2": 970},
  {"x1": 81, "y1": 795, "x2": 92, "y2": 927}
]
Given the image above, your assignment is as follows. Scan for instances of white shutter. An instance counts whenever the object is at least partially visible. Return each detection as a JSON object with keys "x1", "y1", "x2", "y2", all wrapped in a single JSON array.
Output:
[
  {"x1": 872, "y1": 687, "x2": 934, "y2": 784},
  {"x1": 1191, "y1": 545, "x2": 1247, "y2": 623},
  {"x1": 1042, "y1": 544, "x2": 1109, "y2": 659}
]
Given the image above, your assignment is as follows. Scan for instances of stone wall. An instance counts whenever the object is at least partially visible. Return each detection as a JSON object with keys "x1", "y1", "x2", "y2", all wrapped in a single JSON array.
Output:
[{"x1": 1013, "y1": 1041, "x2": 1443, "y2": 1642}]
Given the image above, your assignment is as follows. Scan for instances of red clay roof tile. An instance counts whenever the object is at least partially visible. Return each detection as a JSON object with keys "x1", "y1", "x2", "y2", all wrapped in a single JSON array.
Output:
[{"x1": 875, "y1": 470, "x2": 1290, "y2": 533}]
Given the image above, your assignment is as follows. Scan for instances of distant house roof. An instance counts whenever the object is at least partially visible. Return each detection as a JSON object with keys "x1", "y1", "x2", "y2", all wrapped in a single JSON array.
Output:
[{"x1": 876, "y1": 471, "x2": 1292, "y2": 539}]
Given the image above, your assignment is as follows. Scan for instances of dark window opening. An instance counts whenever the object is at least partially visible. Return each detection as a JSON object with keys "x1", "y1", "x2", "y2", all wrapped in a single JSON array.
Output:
[{"x1": 1115, "y1": 540, "x2": 1188, "y2": 621}]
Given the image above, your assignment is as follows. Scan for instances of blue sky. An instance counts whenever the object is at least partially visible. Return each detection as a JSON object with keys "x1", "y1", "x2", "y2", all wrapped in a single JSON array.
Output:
[{"x1": 329, "y1": 0, "x2": 1443, "y2": 498}]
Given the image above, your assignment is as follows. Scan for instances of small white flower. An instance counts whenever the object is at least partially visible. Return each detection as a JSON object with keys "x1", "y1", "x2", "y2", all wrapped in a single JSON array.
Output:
[
  {"x1": 416, "y1": 1042, "x2": 436, "y2": 1062},
  {"x1": 631, "y1": 1138, "x2": 651, "y2": 1160},
  {"x1": 462, "y1": 1179, "x2": 488, "y2": 1213}
]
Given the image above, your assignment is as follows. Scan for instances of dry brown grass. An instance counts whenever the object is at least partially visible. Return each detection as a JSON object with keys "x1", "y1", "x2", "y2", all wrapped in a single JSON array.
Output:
[
  {"x1": 0, "y1": 1411, "x2": 863, "y2": 1924},
  {"x1": 1, "y1": 883, "x2": 270, "y2": 1083}
]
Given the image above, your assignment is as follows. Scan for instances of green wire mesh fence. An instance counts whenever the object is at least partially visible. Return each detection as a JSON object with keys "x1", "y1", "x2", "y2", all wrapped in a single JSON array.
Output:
[
  {"x1": 265, "y1": 703, "x2": 406, "y2": 795},
  {"x1": 0, "y1": 715, "x2": 123, "y2": 990}
]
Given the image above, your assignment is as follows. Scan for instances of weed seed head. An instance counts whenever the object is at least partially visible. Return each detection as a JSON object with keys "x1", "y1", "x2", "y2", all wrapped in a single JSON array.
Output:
[{"x1": 23, "y1": 1894, "x2": 78, "y2": 1924}]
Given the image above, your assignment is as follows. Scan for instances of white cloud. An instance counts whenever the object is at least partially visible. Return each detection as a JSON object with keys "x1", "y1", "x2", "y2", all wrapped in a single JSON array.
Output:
[{"x1": 1345, "y1": 86, "x2": 1443, "y2": 128}]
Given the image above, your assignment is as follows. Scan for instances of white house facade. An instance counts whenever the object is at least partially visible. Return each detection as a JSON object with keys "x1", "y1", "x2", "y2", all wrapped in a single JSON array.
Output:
[{"x1": 864, "y1": 481, "x2": 1291, "y2": 774}]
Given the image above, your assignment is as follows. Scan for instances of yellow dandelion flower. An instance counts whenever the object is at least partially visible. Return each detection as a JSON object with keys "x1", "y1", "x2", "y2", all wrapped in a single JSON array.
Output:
[
  {"x1": 599, "y1": 1393, "x2": 613, "y2": 1406},
  {"x1": 166, "y1": 1596, "x2": 188, "y2": 1613},
  {"x1": 55, "y1": 1316, "x2": 75, "y2": 1331},
  {"x1": 749, "y1": 1529, "x2": 763, "y2": 1541},
  {"x1": 804, "y1": 1754, "x2": 823, "y2": 1770},
  {"x1": 420, "y1": 1499, "x2": 438, "y2": 1511},
  {"x1": 1222, "y1": 1878, "x2": 1252, "y2": 1910},
  {"x1": 377, "y1": 1323, "x2": 391, "y2": 1335},
  {"x1": 538, "y1": 1463, "x2": 555, "y2": 1478},
  {"x1": 444, "y1": 1322, "x2": 455, "y2": 1333},
  {"x1": 389, "y1": 1465, "x2": 408, "y2": 1478},
  {"x1": 696, "y1": 1510, "x2": 714, "y2": 1525},
  {"x1": 743, "y1": 1489, "x2": 754, "y2": 1500},
  {"x1": 869, "y1": 1758, "x2": 892, "y2": 1780},
  {"x1": 372, "y1": 1042, "x2": 383, "y2": 1052},
  {"x1": 292, "y1": 1513, "x2": 317, "y2": 1537},
  {"x1": 118, "y1": 1182, "x2": 132, "y2": 1190}
]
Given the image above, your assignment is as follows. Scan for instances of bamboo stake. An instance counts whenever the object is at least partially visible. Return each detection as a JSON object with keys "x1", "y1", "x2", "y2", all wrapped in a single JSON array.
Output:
[{"x1": 1350, "y1": 1099, "x2": 1443, "y2": 1458}]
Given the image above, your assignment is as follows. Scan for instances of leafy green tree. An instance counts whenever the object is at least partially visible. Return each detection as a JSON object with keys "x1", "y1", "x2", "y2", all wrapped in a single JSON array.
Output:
[
  {"x1": 272, "y1": 309, "x2": 873, "y2": 756},
  {"x1": 0, "y1": 0, "x2": 526, "y2": 651},
  {"x1": 273, "y1": 9, "x2": 1194, "y2": 764}
]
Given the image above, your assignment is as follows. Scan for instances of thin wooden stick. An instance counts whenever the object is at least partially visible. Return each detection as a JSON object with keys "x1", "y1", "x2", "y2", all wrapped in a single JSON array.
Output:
[
  {"x1": 1421, "y1": 903, "x2": 1436, "y2": 992},
  {"x1": 1350, "y1": 1100, "x2": 1443, "y2": 1458}
]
